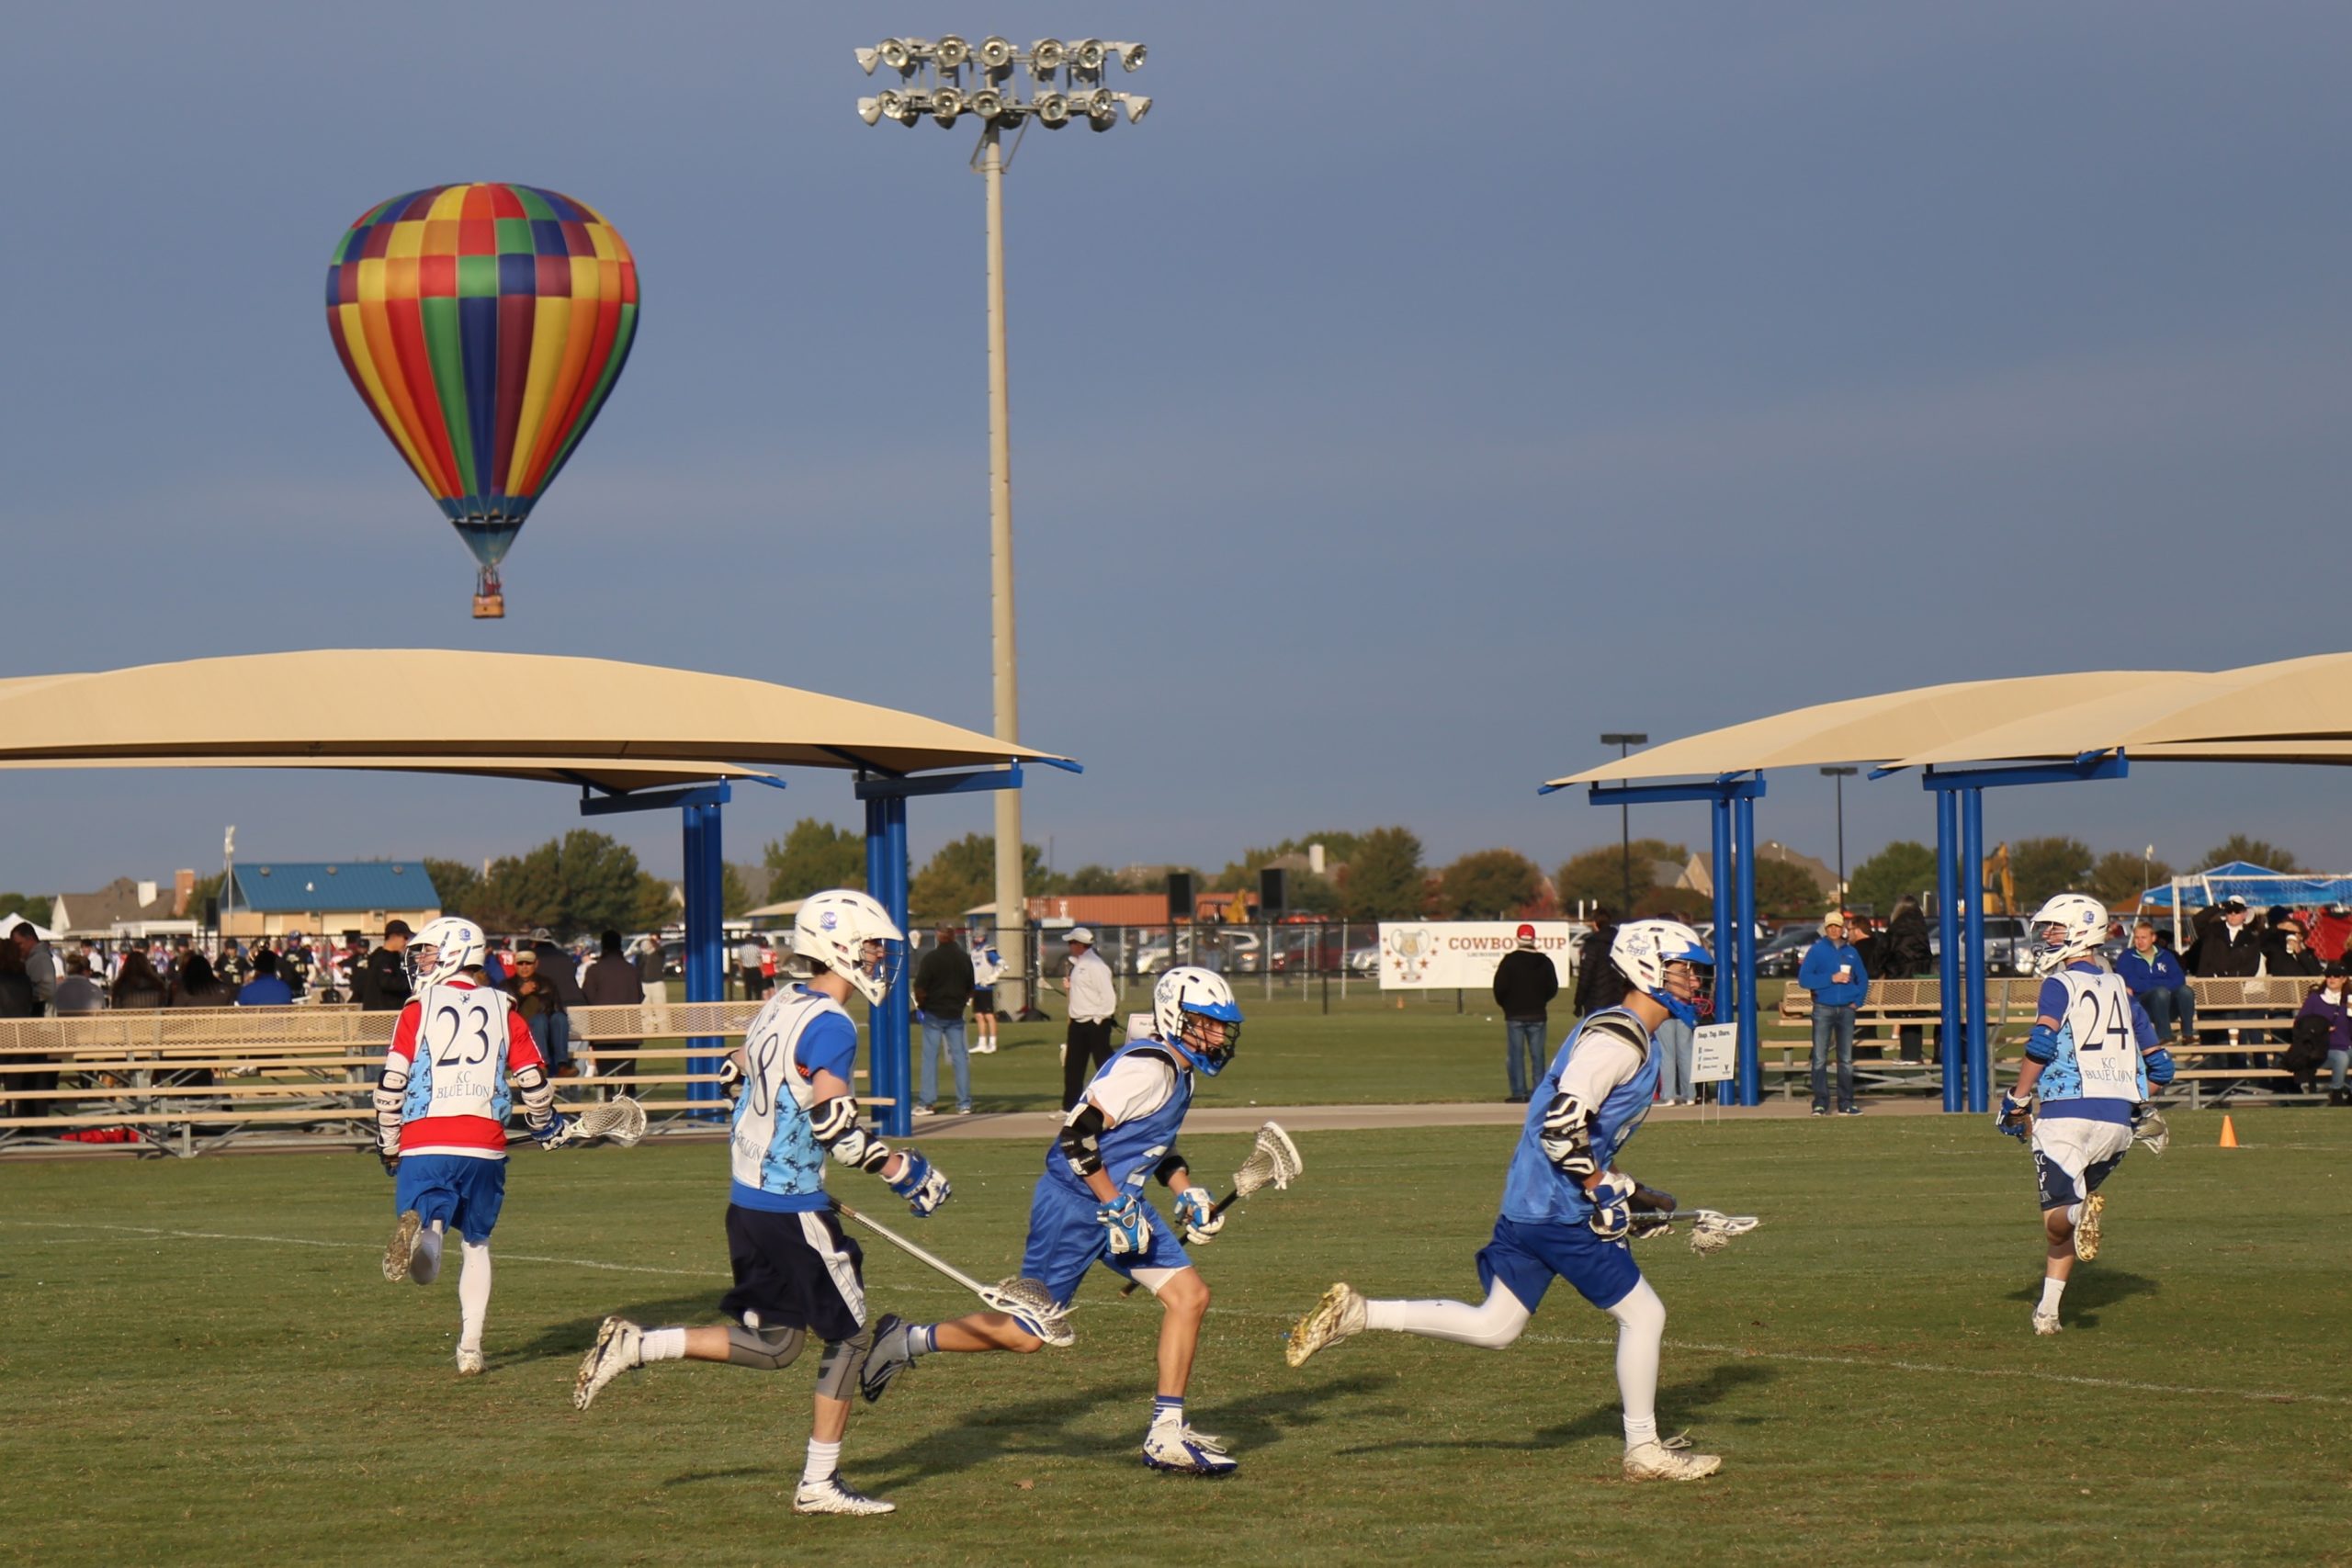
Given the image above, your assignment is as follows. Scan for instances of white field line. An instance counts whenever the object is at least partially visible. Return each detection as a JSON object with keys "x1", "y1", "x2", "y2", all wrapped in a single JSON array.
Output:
[{"x1": 6, "y1": 1217, "x2": 2344, "y2": 1408}]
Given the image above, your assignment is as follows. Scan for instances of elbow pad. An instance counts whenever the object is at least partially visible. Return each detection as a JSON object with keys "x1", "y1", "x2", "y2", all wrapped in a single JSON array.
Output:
[
  {"x1": 1153, "y1": 1151, "x2": 1188, "y2": 1189},
  {"x1": 2144, "y1": 1048, "x2": 2176, "y2": 1086},
  {"x1": 513, "y1": 1063, "x2": 556, "y2": 1130},
  {"x1": 1538, "y1": 1091, "x2": 1599, "y2": 1178},
  {"x1": 2025, "y1": 1023, "x2": 2062, "y2": 1065},
  {"x1": 811, "y1": 1096, "x2": 892, "y2": 1173},
  {"x1": 1059, "y1": 1103, "x2": 1107, "y2": 1179}
]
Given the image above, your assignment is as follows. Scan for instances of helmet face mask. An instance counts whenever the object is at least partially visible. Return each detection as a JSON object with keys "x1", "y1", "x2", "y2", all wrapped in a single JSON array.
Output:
[{"x1": 1153, "y1": 965, "x2": 1243, "y2": 1075}]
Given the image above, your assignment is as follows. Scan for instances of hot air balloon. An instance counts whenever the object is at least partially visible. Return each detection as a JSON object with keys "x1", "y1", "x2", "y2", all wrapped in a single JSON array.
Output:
[{"x1": 325, "y1": 184, "x2": 639, "y2": 617}]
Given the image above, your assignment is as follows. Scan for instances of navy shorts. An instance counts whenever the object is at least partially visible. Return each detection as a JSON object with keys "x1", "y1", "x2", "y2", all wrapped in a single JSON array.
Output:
[
  {"x1": 1021, "y1": 1178, "x2": 1191, "y2": 1305},
  {"x1": 720, "y1": 1204, "x2": 867, "y2": 1343},
  {"x1": 1476, "y1": 1213, "x2": 1641, "y2": 1314},
  {"x1": 393, "y1": 1154, "x2": 506, "y2": 1246}
]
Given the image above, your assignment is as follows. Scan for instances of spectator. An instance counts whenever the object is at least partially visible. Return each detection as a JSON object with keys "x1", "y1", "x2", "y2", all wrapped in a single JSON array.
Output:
[
  {"x1": 171, "y1": 953, "x2": 229, "y2": 1008},
  {"x1": 581, "y1": 929, "x2": 644, "y2": 1085},
  {"x1": 1570, "y1": 908, "x2": 1620, "y2": 1017},
  {"x1": 1058, "y1": 927, "x2": 1121, "y2": 1111},
  {"x1": 0, "y1": 938, "x2": 45, "y2": 1120},
  {"x1": 54, "y1": 953, "x2": 106, "y2": 1014},
  {"x1": 503, "y1": 948, "x2": 575, "y2": 1077},
  {"x1": 13, "y1": 922, "x2": 59, "y2": 1016},
  {"x1": 2115, "y1": 919, "x2": 2195, "y2": 1045},
  {"x1": 736, "y1": 931, "x2": 770, "y2": 1001},
  {"x1": 1879, "y1": 895, "x2": 1935, "y2": 1062},
  {"x1": 236, "y1": 950, "x2": 294, "y2": 1006},
  {"x1": 969, "y1": 936, "x2": 1002, "y2": 1055},
  {"x1": 634, "y1": 936, "x2": 668, "y2": 1028},
  {"x1": 2300, "y1": 963, "x2": 2352, "y2": 1105},
  {"x1": 1490, "y1": 922, "x2": 1560, "y2": 1105},
  {"x1": 356, "y1": 919, "x2": 413, "y2": 1011},
  {"x1": 2264, "y1": 913, "x2": 2323, "y2": 977},
  {"x1": 910, "y1": 926, "x2": 975, "y2": 1117},
  {"x1": 110, "y1": 950, "x2": 169, "y2": 1010},
  {"x1": 2188, "y1": 897, "x2": 2264, "y2": 1089},
  {"x1": 526, "y1": 928, "x2": 583, "y2": 1071},
  {"x1": 1798, "y1": 911, "x2": 1870, "y2": 1116},
  {"x1": 278, "y1": 932, "x2": 311, "y2": 1000}
]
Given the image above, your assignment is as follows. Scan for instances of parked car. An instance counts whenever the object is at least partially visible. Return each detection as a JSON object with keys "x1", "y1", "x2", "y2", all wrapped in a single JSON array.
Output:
[
  {"x1": 1345, "y1": 943, "x2": 1382, "y2": 976},
  {"x1": 1927, "y1": 915, "x2": 2032, "y2": 976},
  {"x1": 1756, "y1": 923, "x2": 1820, "y2": 977}
]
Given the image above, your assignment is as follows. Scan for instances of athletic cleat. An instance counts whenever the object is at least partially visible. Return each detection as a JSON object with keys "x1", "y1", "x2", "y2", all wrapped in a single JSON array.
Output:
[
  {"x1": 2073, "y1": 1192, "x2": 2105, "y2": 1262},
  {"x1": 456, "y1": 1346, "x2": 485, "y2": 1376},
  {"x1": 1623, "y1": 1439, "x2": 1722, "y2": 1481},
  {"x1": 859, "y1": 1314, "x2": 914, "y2": 1405},
  {"x1": 1285, "y1": 1282, "x2": 1366, "y2": 1368},
  {"x1": 2032, "y1": 1308, "x2": 2063, "y2": 1337},
  {"x1": 572, "y1": 1316, "x2": 643, "y2": 1411},
  {"x1": 1142, "y1": 1423, "x2": 1239, "y2": 1476},
  {"x1": 792, "y1": 1475, "x2": 897, "y2": 1516},
  {"x1": 383, "y1": 1211, "x2": 423, "y2": 1283}
]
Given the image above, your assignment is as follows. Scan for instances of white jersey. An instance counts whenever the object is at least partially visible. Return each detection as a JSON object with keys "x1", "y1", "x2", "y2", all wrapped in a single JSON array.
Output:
[
  {"x1": 2038, "y1": 968, "x2": 2148, "y2": 1105},
  {"x1": 728, "y1": 984, "x2": 859, "y2": 1212}
]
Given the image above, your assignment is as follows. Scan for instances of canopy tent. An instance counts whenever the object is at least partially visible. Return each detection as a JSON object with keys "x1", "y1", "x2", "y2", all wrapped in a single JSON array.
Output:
[
  {"x1": 2139, "y1": 862, "x2": 2352, "y2": 911},
  {"x1": 0, "y1": 911, "x2": 62, "y2": 943}
]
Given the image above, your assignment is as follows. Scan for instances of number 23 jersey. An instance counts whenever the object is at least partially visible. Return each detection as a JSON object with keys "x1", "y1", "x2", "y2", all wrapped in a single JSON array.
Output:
[{"x1": 386, "y1": 979, "x2": 546, "y2": 1157}]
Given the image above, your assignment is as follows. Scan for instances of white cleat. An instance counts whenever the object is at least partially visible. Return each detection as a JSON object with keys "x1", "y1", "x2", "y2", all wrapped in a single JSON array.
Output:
[
  {"x1": 2073, "y1": 1192, "x2": 2105, "y2": 1262},
  {"x1": 1142, "y1": 1423, "x2": 1239, "y2": 1476},
  {"x1": 383, "y1": 1211, "x2": 423, "y2": 1283},
  {"x1": 2032, "y1": 1308, "x2": 2064, "y2": 1337},
  {"x1": 573, "y1": 1316, "x2": 643, "y2": 1411},
  {"x1": 1623, "y1": 1439, "x2": 1723, "y2": 1481},
  {"x1": 1285, "y1": 1282, "x2": 1366, "y2": 1368},
  {"x1": 456, "y1": 1346, "x2": 485, "y2": 1377},
  {"x1": 859, "y1": 1314, "x2": 914, "y2": 1405},
  {"x1": 792, "y1": 1475, "x2": 896, "y2": 1516}
]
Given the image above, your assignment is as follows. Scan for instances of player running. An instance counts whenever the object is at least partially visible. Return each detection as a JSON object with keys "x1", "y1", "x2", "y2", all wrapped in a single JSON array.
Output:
[
  {"x1": 1998, "y1": 893, "x2": 2174, "y2": 1337},
  {"x1": 857, "y1": 966, "x2": 1246, "y2": 1477},
  {"x1": 374, "y1": 915, "x2": 563, "y2": 1376},
  {"x1": 570, "y1": 890, "x2": 951, "y2": 1517},
  {"x1": 1284, "y1": 919, "x2": 1723, "y2": 1483}
]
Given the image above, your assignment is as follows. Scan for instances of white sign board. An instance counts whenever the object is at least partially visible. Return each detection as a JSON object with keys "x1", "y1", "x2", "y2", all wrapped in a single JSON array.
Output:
[
  {"x1": 1691, "y1": 1024, "x2": 1738, "y2": 1084},
  {"x1": 1377, "y1": 922, "x2": 1581, "y2": 990}
]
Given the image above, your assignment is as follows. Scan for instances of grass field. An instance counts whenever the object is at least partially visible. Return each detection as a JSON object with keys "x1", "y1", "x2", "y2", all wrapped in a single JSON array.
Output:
[{"x1": 4, "y1": 1108, "x2": 2346, "y2": 1565}]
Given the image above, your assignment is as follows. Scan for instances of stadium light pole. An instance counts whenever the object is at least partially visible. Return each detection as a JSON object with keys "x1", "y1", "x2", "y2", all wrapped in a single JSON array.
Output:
[
  {"x1": 858, "y1": 35, "x2": 1148, "y2": 1017},
  {"x1": 1821, "y1": 766, "x2": 1857, "y2": 909},
  {"x1": 1600, "y1": 733, "x2": 1646, "y2": 911}
]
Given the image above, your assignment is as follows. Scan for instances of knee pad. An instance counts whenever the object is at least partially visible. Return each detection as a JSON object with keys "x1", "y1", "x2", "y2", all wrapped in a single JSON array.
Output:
[
  {"x1": 813, "y1": 1324, "x2": 876, "y2": 1402},
  {"x1": 724, "y1": 1321, "x2": 807, "y2": 1372}
]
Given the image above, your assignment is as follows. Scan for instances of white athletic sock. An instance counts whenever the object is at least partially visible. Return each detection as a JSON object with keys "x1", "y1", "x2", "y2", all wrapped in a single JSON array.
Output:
[
  {"x1": 1607, "y1": 1279, "x2": 1667, "y2": 1450},
  {"x1": 1363, "y1": 1287, "x2": 1530, "y2": 1350},
  {"x1": 412, "y1": 1222, "x2": 445, "y2": 1287},
  {"x1": 2064, "y1": 1202, "x2": 2084, "y2": 1228},
  {"x1": 2039, "y1": 1277, "x2": 2066, "y2": 1314},
  {"x1": 908, "y1": 1324, "x2": 939, "y2": 1358},
  {"x1": 801, "y1": 1438, "x2": 841, "y2": 1485},
  {"x1": 457, "y1": 1241, "x2": 491, "y2": 1350},
  {"x1": 641, "y1": 1328, "x2": 688, "y2": 1362},
  {"x1": 1150, "y1": 1394, "x2": 1184, "y2": 1430}
]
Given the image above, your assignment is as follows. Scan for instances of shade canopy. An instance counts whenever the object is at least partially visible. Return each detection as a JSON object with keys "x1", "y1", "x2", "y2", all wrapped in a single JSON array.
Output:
[{"x1": 0, "y1": 650, "x2": 1065, "y2": 782}]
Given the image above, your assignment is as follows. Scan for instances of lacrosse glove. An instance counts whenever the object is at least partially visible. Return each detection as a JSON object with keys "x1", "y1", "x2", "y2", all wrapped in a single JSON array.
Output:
[
  {"x1": 1174, "y1": 1185, "x2": 1224, "y2": 1245},
  {"x1": 887, "y1": 1151, "x2": 952, "y2": 1218},
  {"x1": 1097, "y1": 1193, "x2": 1153, "y2": 1256},
  {"x1": 1996, "y1": 1092, "x2": 2033, "y2": 1142},
  {"x1": 1587, "y1": 1171, "x2": 1635, "y2": 1241},
  {"x1": 378, "y1": 1150, "x2": 401, "y2": 1178},
  {"x1": 718, "y1": 1056, "x2": 743, "y2": 1109},
  {"x1": 529, "y1": 1112, "x2": 571, "y2": 1148},
  {"x1": 1628, "y1": 1182, "x2": 1678, "y2": 1240}
]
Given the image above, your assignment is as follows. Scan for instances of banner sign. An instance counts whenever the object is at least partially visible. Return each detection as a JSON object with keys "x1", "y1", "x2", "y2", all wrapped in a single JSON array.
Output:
[
  {"x1": 1377, "y1": 922, "x2": 1581, "y2": 990},
  {"x1": 1691, "y1": 1023, "x2": 1738, "y2": 1084}
]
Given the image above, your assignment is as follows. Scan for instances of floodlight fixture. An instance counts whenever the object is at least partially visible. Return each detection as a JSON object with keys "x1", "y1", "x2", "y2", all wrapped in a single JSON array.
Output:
[
  {"x1": 978, "y1": 34, "x2": 1014, "y2": 70},
  {"x1": 879, "y1": 36, "x2": 917, "y2": 71},
  {"x1": 969, "y1": 86, "x2": 1005, "y2": 120},
  {"x1": 1115, "y1": 41, "x2": 1147, "y2": 70},
  {"x1": 1073, "y1": 37, "x2": 1106, "y2": 71},
  {"x1": 934, "y1": 33, "x2": 970, "y2": 69},
  {"x1": 855, "y1": 47, "x2": 881, "y2": 74},
  {"x1": 1035, "y1": 90, "x2": 1069, "y2": 127},
  {"x1": 1119, "y1": 92, "x2": 1150, "y2": 123},
  {"x1": 932, "y1": 85, "x2": 965, "y2": 125},
  {"x1": 1030, "y1": 37, "x2": 1066, "y2": 72},
  {"x1": 857, "y1": 96, "x2": 884, "y2": 124}
]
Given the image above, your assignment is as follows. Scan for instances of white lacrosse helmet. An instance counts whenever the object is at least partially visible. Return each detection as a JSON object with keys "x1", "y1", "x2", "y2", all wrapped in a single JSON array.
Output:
[
  {"x1": 1152, "y1": 964, "x2": 1243, "y2": 1075},
  {"x1": 1610, "y1": 919, "x2": 1714, "y2": 1025},
  {"x1": 407, "y1": 916, "x2": 487, "y2": 987},
  {"x1": 2030, "y1": 893, "x2": 2108, "y2": 975},
  {"x1": 791, "y1": 889, "x2": 904, "y2": 1006}
]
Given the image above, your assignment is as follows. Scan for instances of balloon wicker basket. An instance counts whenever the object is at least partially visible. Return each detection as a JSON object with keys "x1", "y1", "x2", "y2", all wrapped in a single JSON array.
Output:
[{"x1": 472, "y1": 568, "x2": 504, "y2": 620}]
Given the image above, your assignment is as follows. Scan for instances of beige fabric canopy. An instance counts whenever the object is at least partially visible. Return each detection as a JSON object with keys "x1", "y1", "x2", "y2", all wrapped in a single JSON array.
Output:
[
  {"x1": 0, "y1": 754, "x2": 781, "y2": 794},
  {"x1": 0, "y1": 649, "x2": 1063, "y2": 781}
]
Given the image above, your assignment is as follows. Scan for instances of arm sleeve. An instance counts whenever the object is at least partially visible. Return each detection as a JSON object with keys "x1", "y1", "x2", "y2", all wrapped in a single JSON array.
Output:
[
  {"x1": 1088, "y1": 1054, "x2": 1179, "y2": 1125},
  {"x1": 797, "y1": 1011, "x2": 859, "y2": 1083},
  {"x1": 1556, "y1": 1031, "x2": 1645, "y2": 1104}
]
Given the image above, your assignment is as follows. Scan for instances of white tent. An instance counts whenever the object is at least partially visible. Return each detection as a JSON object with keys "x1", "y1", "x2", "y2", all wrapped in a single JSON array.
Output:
[{"x1": 0, "y1": 910, "x2": 62, "y2": 942}]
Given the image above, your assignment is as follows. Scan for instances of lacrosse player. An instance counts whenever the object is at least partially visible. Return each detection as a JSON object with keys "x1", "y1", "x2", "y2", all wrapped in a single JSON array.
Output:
[
  {"x1": 1998, "y1": 893, "x2": 2174, "y2": 1337},
  {"x1": 1286, "y1": 919, "x2": 1723, "y2": 1483},
  {"x1": 571, "y1": 889, "x2": 951, "y2": 1517},
  {"x1": 858, "y1": 965, "x2": 1246, "y2": 1477},
  {"x1": 374, "y1": 916, "x2": 563, "y2": 1376}
]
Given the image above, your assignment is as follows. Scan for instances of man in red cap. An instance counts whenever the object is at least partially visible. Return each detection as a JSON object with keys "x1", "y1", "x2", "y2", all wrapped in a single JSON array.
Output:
[{"x1": 1491, "y1": 923, "x2": 1560, "y2": 1103}]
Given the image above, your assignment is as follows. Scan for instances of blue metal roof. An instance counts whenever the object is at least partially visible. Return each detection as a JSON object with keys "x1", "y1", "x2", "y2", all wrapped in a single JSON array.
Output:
[{"x1": 230, "y1": 861, "x2": 440, "y2": 913}]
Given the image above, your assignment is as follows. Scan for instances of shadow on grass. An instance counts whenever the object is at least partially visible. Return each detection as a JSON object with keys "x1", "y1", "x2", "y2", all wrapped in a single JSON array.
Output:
[
  {"x1": 502, "y1": 1295, "x2": 724, "y2": 1368},
  {"x1": 1332, "y1": 1361, "x2": 1775, "y2": 1457},
  {"x1": 2004, "y1": 1268, "x2": 2157, "y2": 1327}
]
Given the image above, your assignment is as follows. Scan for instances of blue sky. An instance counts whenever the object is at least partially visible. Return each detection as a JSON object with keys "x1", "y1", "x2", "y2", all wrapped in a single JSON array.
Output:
[{"x1": 1, "y1": 2, "x2": 2345, "y2": 894}]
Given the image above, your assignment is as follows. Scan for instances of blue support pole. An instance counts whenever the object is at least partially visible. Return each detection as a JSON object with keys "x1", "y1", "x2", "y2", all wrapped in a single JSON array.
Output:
[
  {"x1": 1733, "y1": 792, "x2": 1761, "y2": 1107},
  {"x1": 1710, "y1": 795, "x2": 1735, "y2": 1108},
  {"x1": 865, "y1": 794, "x2": 913, "y2": 1138},
  {"x1": 1937, "y1": 788, "x2": 1963, "y2": 1113},
  {"x1": 1961, "y1": 787, "x2": 1990, "y2": 1113},
  {"x1": 683, "y1": 798, "x2": 725, "y2": 1113}
]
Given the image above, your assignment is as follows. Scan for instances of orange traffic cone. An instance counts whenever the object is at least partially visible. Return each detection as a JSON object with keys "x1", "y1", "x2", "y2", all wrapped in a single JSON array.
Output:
[{"x1": 2218, "y1": 1114, "x2": 2238, "y2": 1149}]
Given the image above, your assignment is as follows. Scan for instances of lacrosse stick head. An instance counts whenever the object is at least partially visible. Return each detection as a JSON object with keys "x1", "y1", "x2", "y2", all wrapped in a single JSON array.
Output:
[
  {"x1": 978, "y1": 1276, "x2": 1075, "y2": 1348},
  {"x1": 1687, "y1": 1210, "x2": 1760, "y2": 1257},
  {"x1": 572, "y1": 1096, "x2": 647, "y2": 1147},
  {"x1": 2132, "y1": 1106, "x2": 2169, "y2": 1156},
  {"x1": 1232, "y1": 1122, "x2": 1303, "y2": 1199}
]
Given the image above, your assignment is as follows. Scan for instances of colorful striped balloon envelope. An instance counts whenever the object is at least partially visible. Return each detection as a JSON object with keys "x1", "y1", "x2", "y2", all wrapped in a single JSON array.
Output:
[{"x1": 325, "y1": 183, "x2": 639, "y2": 617}]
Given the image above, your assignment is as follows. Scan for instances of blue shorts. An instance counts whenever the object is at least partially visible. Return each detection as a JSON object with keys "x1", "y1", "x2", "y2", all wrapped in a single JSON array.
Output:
[
  {"x1": 1021, "y1": 1178, "x2": 1192, "y2": 1305},
  {"x1": 1477, "y1": 1213, "x2": 1641, "y2": 1314},
  {"x1": 393, "y1": 1154, "x2": 507, "y2": 1246}
]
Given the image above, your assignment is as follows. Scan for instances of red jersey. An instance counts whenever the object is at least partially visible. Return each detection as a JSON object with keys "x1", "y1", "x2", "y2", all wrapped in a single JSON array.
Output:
[{"x1": 384, "y1": 979, "x2": 545, "y2": 1159}]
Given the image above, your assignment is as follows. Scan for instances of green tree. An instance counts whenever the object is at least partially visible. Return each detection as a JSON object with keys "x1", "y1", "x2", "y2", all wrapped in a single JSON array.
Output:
[
  {"x1": 721, "y1": 862, "x2": 752, "y2": 919},
  {"x1": 1632, "y1": 886, "x2": 1713, "y2": 922},
  {"x1": 1212, "y1": 830, "x2": 1369, "y2": 892},
  {"x1": 1057, "y1": 863, "x2": 1130, "y2": 896},
  {"x1": 1338, "y1": 827, "x2": 1426, "y2": 919},
  {"x1": 475, "y1": 830, "x2": 656, "y2": 939},
  {"x1": 0, "y1": 891, "x2": 53, "y2": 927},
  {"x1": 2088, "y1": 850, "x2": 2170, "y2": 911},
  {"x1": 1437, "y1": 849, "x2": 1543, "y2": 919},
  {"x1": 423, "y1": 858, "x2": 482, "y2": 919},
  {"x1": 1555, "y1": 839, "x2": 1690, "y2": 914},
  {"x1": 1847, "y1": 840, "x2": 1937, "y2": 919},
  {"x1": 2008, "y1": 836, "x2": 2095, "y2": 908},
  {"x1": 1753, "y1": 858, "x2": 1826, "y2": 919},
  {"x1": 2196, "y1": 835, "x2": 2302, "y2": 873},
  {"x1": 761, "y1": 818, "x2": 866, "y2": 903},
  {"x1": 909, "y1": 834, "x2": 1046, "y2": 925},
  {"x1": 631, "y1": 872, "x2": 679, "y2": 932}
]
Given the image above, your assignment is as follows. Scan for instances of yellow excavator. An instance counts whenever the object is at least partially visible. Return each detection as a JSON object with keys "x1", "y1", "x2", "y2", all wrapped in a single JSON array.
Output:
[{"x1": 1982, "y1": 842, "x2": 2016, "y2": 916}]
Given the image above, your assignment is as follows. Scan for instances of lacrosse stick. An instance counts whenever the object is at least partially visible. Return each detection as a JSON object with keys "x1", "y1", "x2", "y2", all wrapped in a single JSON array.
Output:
[
  {"x1": 2131, "y1": 1102, "x2": 2169, "y2": 1156},
  {"x1": 527, "y1": 1095, "x2": 648, "y2": 1149},
  {"x1": 835, "y1": 1201, "x2": 1075, "y2": 1348},
  {"x1": 1629, "y1": 1208, "x2": 1761, "y2": 1256},
  {"x1": 1121, "y1": 1121, "x2": 1303, "y2": 1297}
]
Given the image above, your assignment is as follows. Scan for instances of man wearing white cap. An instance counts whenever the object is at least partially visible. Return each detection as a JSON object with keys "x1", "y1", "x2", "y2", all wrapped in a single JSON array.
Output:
[{"x1": 1061, "y1": 928, "x2": 1120, "y2": 1110}]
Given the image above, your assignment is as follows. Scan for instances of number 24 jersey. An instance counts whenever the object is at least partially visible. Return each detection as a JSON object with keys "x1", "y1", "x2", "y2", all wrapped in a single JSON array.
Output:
[
  {"x1": 387, "y1": 979, "x2": 546, "y2": 1158},
  {"x1": 2033, "y1": 968, "x2": 2156, "y2": 1110}
]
